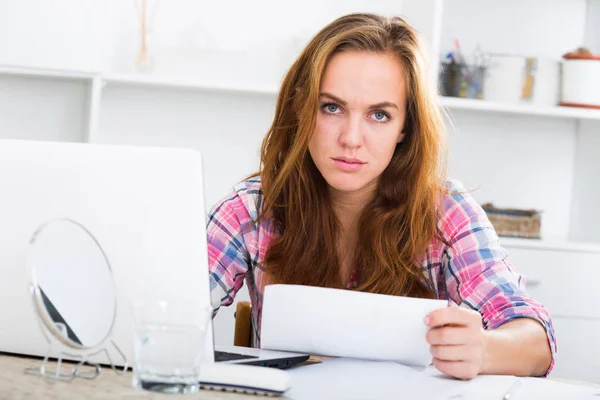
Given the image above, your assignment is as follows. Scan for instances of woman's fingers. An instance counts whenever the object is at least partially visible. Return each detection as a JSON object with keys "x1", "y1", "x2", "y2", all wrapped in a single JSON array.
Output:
[
  {"x1": 426, "y1": 326, "x2": 477, "y2": 346},
  {"x1": 432, "y1": 358, "x2": 480, "y2": 381},
  {"x1": 426, "y1": 306, "x2": 487, "y2": 380},
  {"x1": 425, "y1": 306, "x2": 482, "y2": 329},
  {"x1": 430, "y1": 344, "x2": 475, "y2": 361}
]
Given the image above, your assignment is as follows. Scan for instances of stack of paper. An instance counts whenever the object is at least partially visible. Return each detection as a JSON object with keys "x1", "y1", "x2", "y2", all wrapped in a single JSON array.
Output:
[{"x1": 260, "y1": 284, "x2": 447, "y2": 367}]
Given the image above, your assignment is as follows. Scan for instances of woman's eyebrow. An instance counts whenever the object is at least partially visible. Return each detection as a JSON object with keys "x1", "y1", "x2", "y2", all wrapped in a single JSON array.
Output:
[
  {"x1": 320, "y1": 92, "x2": 347, "y2": 106},
  {"x1": 369, "y1": 101, "x2": 398, "y2": 110},
  {"x1": 319, "y1": 92, "x2": 398, "y2": 110}
]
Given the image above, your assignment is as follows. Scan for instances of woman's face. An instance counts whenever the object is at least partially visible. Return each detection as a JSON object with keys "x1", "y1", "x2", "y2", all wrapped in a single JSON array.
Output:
[{"x1": 309, "y1": 51, "x2": 407, "y2": 196}]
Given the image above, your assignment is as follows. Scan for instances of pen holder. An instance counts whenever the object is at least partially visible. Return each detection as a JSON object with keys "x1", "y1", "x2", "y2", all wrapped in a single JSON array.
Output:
[{"x1": 439, "y1": 62, "x2": 485, "y2": 99}]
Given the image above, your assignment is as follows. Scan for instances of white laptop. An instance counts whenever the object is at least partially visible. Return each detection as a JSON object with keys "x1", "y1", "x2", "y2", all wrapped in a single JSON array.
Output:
[{"x1": 0, "y1": 139, "x2": 308, "y2": 369}]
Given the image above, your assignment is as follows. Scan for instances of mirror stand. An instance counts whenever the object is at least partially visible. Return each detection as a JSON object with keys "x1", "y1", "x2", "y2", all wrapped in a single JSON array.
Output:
[
  {"x1": 24, "y1": 342, "x2": 128, "y2": 383},
  {"x1": 25, "y1": 340, "x2": 128, "y2": 383},
  {"x1": 25, "y1": 284, "x2": 129, "y2": 383},
  {"x1": 24, "y1": 349, "x2": 102, "y2": 383}
]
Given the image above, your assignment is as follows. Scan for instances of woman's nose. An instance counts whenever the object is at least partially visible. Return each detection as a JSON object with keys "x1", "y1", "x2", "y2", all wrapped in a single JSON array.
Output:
[{"x1": 338, "y1": 116, "x2": 364, "y2": 149}]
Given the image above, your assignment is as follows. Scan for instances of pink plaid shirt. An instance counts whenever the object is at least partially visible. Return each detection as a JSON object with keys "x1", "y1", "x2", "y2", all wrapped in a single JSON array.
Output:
[{"x1": 207, "y1": 178, "x2": 556, "y2": 374}]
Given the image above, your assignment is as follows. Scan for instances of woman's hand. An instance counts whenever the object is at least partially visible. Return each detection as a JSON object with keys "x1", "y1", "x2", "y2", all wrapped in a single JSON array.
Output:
[{"x1": 424, "y1": 306, "x2": 487, "y2": 380}]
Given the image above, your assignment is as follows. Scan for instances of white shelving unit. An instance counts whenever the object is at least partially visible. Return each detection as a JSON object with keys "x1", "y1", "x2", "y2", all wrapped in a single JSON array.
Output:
[
  {"x1": 499, "y1": 237, "x2": 600, "y2": 254},
  {"x1": 4, "y1": 67, "x2": 600, "y2": 121},
  {"x1": 441, "y1": 96, "x2": 600, "y2": 121},
  {"x1": 2, "y1": 67, "x2": 599, "y2": 132},
  {"x1": 0, "y1": 65, "x2": 96, "y2": 80},
  {"x1": 102, "y1": 73, "x2": 280, "y2": 96},
  {"x1": 7, "y1": 65, "x2": 600, "y2": 120}
]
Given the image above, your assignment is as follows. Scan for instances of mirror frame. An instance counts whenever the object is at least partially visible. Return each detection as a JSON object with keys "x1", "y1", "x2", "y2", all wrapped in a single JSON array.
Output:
[{"x1": 27, "y1": 218, "x2": 118, "y2": 351}]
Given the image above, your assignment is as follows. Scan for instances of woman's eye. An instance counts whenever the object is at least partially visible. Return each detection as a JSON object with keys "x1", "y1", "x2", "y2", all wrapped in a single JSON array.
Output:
[
  {"x1": 326, "y1": 104, "x2": 339, "y2": 114},
  {"x1": 322, "y1": 103, "x2": 341, "y2": 114},
  {"x1": 372, "y1": 111, "x2": 390, "y2": 122}
]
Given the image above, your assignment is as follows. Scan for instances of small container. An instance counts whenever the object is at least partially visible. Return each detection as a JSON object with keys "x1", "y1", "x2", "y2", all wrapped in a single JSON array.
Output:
[
  {"x1": 482, "y1": 203, "x2": 542, "y2": 239},
  {"x1": 522, "y1": 58, "x2": 561, "y2": 107},
  {"x1": 132, "y1": 300, "x2": 213, "y2": 394},
  {"x1": 483, "y1": 54, "x2": 561, "y2": 106},
  {"x1": 561, "y1": 52, "x2": 600, "y2": 109},
  {"x1": 484, "y1": 54, "x2": 525, "y2": 104},
  {"x1": 439, "y1": 62, "x2": 485, "y2": 99}
]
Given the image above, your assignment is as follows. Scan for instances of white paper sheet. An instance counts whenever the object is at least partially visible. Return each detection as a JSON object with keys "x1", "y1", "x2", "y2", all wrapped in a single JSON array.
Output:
[
  {"x1": 423, "y1": 366, "x2": 600, "y2": 399},
  {"x1": 509, "y1": 378, "x2": 600, "y2": 399},
  {"x1": 287, "y1": 361, "x2": 600, "y2": 400},
  {"x1": 286, "y1": 358, "x2": 449, "y2": 400},
  {"x1": 260, "y1": 284, "x2": 447, "y2": 367}
]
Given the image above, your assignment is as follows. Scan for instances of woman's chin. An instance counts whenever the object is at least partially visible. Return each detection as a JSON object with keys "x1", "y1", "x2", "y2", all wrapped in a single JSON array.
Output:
[{"x1": 324, "y1": 175, "x2": 373, "y2": 194}]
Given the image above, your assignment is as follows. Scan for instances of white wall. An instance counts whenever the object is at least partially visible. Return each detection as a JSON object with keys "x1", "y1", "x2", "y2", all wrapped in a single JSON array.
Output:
[
  {"x1": 441, "y1": 0, "x2": 587, "y2": 61},
  {"x1": 569, "y1": 121, "x2": 600, "y2": 243},
  {"x1": 96, "y1": 85, "x2": 274, "y2": 209},
  {"x1": 0, "y1": 75, "x2": 89, "y2": 143},
  {"x1": 573, "y1": 0, "x2": 600, "y2": 242},
  {"x1": 1, "y1": 0, "x2": 405, "y2": 77},
  {"x1": 0, "y1": 1, "x2": 109, "y2": 72},
  {"x1": 586, "y1": 0, "x2": 600, "y2": 54}
]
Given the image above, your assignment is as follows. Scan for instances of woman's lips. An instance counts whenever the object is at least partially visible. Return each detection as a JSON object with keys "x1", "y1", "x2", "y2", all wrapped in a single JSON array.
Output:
[{"x1": 332, "y1": 158, "x2": 366, "y2": 172}]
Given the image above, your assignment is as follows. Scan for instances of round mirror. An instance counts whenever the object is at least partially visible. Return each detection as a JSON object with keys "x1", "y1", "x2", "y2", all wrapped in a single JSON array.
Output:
[{"x1": 28, "y1": 219, "x2": 116, "y2": 350}]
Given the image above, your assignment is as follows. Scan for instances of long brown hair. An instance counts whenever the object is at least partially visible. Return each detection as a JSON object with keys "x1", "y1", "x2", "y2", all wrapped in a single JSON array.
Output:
[{"x1": 256, "y1": 13, "x2": 448, "y2": 298}]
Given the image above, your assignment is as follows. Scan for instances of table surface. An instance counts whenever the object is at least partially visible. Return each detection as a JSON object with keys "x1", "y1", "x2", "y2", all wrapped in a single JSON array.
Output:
[
  {"x1": 0, "y1": 353, "x2": 274, "y2": 400},
  {"x1": 3, "y1": 352, "x2": 599, "y2": 400}
]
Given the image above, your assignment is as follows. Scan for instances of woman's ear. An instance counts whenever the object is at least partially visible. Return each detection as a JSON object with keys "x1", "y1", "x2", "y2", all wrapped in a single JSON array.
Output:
[{"x1": 397, "y1": 131, "x2": 407, "y2": 144}]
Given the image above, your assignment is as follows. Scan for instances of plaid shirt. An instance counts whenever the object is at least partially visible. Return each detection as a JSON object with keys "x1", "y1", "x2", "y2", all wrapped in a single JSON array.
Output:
[{"x1": 207, "y1": 177, "x2": 557, "y2": 374}]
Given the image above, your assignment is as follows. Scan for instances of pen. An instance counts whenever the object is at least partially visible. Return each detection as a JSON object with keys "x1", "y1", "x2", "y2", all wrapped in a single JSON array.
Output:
[{"x1": 502, "y1": 378, "x2": 521, "y2": 400}]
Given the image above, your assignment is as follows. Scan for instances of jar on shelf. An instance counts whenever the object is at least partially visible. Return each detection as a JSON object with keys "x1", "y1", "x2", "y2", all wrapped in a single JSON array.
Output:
[{"x1": 561, "y1": 48, "x2": 600, "y2": 109}]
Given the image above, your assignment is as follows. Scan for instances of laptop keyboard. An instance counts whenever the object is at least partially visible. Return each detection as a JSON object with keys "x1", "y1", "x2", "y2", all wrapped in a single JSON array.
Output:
[{"x1": 214, "y1": 350, "x2": 259, "y2": 362}]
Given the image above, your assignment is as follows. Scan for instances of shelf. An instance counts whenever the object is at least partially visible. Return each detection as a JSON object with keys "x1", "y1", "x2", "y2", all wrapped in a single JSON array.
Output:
[
  {"x1": 441, "y1": 97, "x2": 600, "y2": 121},
  {"x1": 3, "y1": 65, "x2": 600, "y2": 122},
  {"x1": 0, "y1": 65, "x2": 96, "y2": 81},
  {"x1": 102, "y1": 73, "x2": 279, "y2": 96},
  {"x1": 0, "y1": 66, "x2": 280, "y2": 95},
  {"x1": 499, "y1": 237, "x2": 600, "y2": 254}
]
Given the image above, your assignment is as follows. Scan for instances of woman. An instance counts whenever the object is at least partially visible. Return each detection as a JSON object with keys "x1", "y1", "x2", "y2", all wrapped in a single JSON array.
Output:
[{"x1": 207, "y1": 13, "x2": 555, "y2": 380}]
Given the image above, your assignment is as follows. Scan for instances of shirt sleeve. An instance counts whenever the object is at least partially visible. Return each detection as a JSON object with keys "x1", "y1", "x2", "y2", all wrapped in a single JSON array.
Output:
[
  {"x1": 440, "y1": 180, "x2": 557, "y2": 376},
  {"x1": 206, "y1": 191, "x2": 252, "y2": 315}
]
